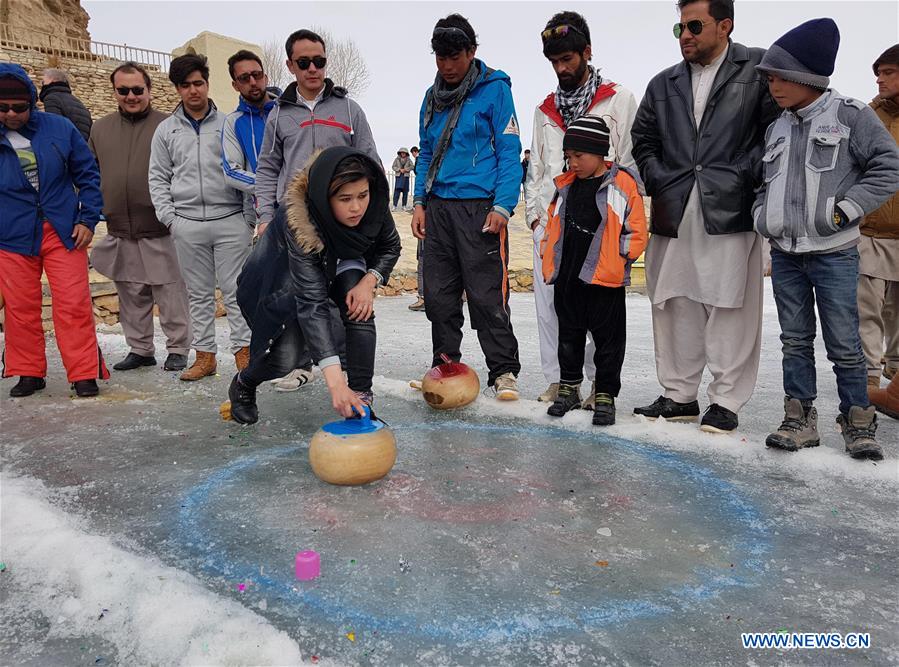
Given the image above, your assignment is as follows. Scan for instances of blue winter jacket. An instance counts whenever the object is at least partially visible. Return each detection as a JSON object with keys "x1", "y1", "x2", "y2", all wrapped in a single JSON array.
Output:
[
  {"x1": 0, "y1": 63, "x2": 103, "y2": 256},
  {"x1": 413, "y1": 60, "x2": 522, "y2": 219},
  {"x1": 221, "y1": 94, "x2": 277, "y2": 193}
]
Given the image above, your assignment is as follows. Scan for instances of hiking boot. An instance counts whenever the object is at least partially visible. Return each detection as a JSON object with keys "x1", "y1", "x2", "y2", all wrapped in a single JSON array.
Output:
[
  {"x1": 228, "y1": 373, "x2": 258, "y2": 424},
  {"x1": 180, "y1": 351, "x2": 217, "y2": 381},
  {"x1": 72, "y1": 379, "x2": 99, "y2": 398},
  {"x1": 408, "y1": 297, "x2": 426, "y2": 312},
  {"x1": 884, "y1": 363, "x2": 898, "y2": 381},
  {"x1": 592, "y1": 393, "x2": 616, "y2": 426},
  {"x1": 765, "y1": 397, "x2": 820, "y2": 451},
  {"x1": 538, "y1": 382, "x2": 559, "y2": 403},
  {"x1": 867, "y1": 375, "x2": 881, "y2": 391},
  {"x1": 9, "y1": 376, "x2": 45, "y2": 397},
  {"x1": 272, "y1": 367, "x2": 314, "y2": 392},
  {"x1": 493, "y1": 372, "x2": 519, "y2": 401},
  {"x1": 869, "y1": 375, "x2": 899, "y2": 420},
  {"x1": 163, "y1": 353, "x2": 188, "y2": 371},
  {"x1": 837, "y1": 406, "x2": 883, "y2": 460},
  {"x1": 547, "y1": 383, "x2": 581, "y2": 417},
  {"x1": 113, "y1": 352, "x2": 156, "y2": 371},
  {"x1": 581, "y1": 381, "x2": 597, "y2": 410},
  {"x1": 234, "y1": 346, "x2": 250, "y2": 372},
  {"x1": 633, "y1": 395, "x2": 700, "y2": 422},
  {"x1": 700, "y1": 404, "x2": 738, "y2": 433}
]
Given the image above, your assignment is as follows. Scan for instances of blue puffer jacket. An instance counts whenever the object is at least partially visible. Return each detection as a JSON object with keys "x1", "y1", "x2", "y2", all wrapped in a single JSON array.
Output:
[
  {"x1": 413, "y1": 60, "x2": 522, "y2": 219},
  {"x1": 0, "y1": 63, "x2": 103, "y2": 256}
]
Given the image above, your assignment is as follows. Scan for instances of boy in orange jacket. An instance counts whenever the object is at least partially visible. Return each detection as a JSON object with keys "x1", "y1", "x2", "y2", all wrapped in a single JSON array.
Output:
[{"x1": 541, "y1": 116, "x2": 648, "y2": 425}]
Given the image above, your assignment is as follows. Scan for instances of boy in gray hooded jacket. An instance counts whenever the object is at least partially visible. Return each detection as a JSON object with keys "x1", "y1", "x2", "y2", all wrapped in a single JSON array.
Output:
[{"x1": 753, "y1": 18, "x2": 899, "y2": 460}]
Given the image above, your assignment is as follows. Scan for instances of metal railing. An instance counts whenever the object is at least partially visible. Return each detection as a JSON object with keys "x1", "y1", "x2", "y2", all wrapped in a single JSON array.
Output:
[{"x1": 0, "y1": 23, "x2": 171, "y2": 71}]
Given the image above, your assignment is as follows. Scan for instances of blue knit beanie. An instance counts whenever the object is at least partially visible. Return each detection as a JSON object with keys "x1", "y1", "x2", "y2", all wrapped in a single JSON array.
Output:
[{"x1": 756, "y1": 18, "x2": 840, "y2": 90}]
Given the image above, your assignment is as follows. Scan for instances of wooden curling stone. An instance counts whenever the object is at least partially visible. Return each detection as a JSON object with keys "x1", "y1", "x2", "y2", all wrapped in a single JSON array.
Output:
[
  {"x1": 421, "y1": 354, "x2": 480, "y2": 410},
  {"x1": 309, "y1": 407, "x2": 396, "y2": 486}
]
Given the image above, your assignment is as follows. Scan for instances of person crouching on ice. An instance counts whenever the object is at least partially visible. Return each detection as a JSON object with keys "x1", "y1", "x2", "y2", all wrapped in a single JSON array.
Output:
[
  {"x1": 228, "y1": 146, "x2": 401, "y2": 423},
  {"x1": 540, "y1": 116, "x2": 648, "y2": 425}
]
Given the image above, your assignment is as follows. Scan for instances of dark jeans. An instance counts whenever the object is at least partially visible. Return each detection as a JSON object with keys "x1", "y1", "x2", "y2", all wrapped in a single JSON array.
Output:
[
  {"x1": 770, "y1": 246, "x2": 869, "y2": 415},
  {"x1": 393, "y1": 185, "x2": 409, "y2": 208},
  {"x1": 240, "y1": 269, "x2": 376, "y2": 393},
  {"x1": 423, "y1": 197, "x2": 520, "y2": 385},
  {"x1": 554, "y1": 281, "x2": 626, "y2": 396}
]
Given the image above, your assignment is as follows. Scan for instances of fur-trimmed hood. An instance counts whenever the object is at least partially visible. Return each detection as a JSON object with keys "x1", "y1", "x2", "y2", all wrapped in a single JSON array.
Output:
[{"x1": 284, "y1": 158, "x2": 325, "y2": 255}]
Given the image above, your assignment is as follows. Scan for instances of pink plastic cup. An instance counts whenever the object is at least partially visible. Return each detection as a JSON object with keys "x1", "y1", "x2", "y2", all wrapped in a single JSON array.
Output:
[{"x1": 295, "y1": 550, "x2": 321, "y2": 580}]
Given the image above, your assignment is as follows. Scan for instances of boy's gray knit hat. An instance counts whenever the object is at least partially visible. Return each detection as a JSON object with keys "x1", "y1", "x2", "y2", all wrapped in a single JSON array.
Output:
[{"x1": 756, "y1": 18, "x2": 840, "y2": 90}]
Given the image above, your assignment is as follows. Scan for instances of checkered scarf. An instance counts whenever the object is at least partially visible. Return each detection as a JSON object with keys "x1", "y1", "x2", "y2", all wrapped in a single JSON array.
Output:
[{"x1": 554, "y1": 65, "x2": 600, "y2": 129}]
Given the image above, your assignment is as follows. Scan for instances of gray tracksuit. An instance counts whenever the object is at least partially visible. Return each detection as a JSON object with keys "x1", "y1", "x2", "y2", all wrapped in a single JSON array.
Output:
[
  {"x1": 753, "y1": 90, "x2": 899, "y2": 254},
  {"x1": 149, "y1": 103, "x2": 253, "y2": 354},
  {"x1": 254, "y1": 80, "x2": 379, "y2": 225}
]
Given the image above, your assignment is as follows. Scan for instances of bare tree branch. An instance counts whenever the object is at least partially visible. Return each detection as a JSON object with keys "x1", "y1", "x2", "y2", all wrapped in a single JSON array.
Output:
[
  {"x1": 312, "y1": 27, "x2": 371, "y2": 97},
  {"x1": 260, "y1": 39, "x2": 290, "y2": 91}
]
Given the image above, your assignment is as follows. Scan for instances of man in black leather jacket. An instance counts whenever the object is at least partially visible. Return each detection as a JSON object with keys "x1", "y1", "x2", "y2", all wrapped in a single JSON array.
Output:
[{"x1": 630, "y1": 0, "x2": 778, "y2": 434}]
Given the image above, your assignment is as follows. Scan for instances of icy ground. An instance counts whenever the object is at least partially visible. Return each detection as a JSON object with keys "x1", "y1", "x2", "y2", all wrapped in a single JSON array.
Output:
[{"x1": 1, "y1": 286, "x2": 897, "y2": 666}]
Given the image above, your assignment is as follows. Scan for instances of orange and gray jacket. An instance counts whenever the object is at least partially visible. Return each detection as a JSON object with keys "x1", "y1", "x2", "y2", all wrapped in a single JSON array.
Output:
[
  {"x1": 863, "y1": 96, "x2": 899, "y2": 239},
  {"x1": 541, "y1": 164, "x2": 648, "y2": 288}
]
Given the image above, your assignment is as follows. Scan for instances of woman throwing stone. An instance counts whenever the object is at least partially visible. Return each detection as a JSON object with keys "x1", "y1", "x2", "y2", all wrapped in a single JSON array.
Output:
[{"x1": 228, "y1": 146, "x2": 401, "y2": 423}]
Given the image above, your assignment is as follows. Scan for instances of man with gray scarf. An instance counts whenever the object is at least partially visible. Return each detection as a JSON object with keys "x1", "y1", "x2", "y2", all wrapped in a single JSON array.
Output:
[{"x1": 411, "y1": 14, "x2": 523, "y2": 400}]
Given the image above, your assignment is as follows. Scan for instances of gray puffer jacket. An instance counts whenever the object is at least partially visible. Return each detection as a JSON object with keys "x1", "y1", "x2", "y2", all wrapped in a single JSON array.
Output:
[
  {"x1": 149, "y1": 102, "x2": 248, "y2": 227},
  {"x1": 753, "y1": 90, "x2": 899, "y2": 254}
]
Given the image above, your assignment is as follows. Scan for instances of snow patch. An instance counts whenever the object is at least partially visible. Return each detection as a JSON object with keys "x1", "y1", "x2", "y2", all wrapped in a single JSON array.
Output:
[{"x1": 0, "y1": 474, "x2": 307, "y2": 665}]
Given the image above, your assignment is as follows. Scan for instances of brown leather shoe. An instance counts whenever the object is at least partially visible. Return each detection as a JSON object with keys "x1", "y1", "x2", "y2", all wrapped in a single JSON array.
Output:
[
  {"x1": 234, "y1": 346, "x2": 250, "y2": 371},
  {"x1": 869, "y1": 374, "x2": 899, "y2": 420},
  {"x1": 179, "y1": 351, "x2": 217, "y2": 381},
  {"x1": 868, "y1": 375, "x2": 881, "y2": 391}
]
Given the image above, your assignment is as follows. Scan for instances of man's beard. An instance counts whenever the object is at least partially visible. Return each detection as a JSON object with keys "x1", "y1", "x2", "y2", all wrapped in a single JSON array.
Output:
[
  {"x1": 557, "y1": 59, "x2": 589, "y2": 92},
  {"x1": 244, "y1": 89, "x2": 266, "y2": 103}
]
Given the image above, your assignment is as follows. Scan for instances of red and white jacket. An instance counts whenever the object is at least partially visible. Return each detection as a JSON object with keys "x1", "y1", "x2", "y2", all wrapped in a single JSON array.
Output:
[{"x1": 525, "y1": 80, "x2": 637, "y2": 227}]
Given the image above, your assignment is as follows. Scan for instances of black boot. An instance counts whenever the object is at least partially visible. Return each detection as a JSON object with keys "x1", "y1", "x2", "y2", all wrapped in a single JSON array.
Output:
[
  {"x1": 592, "y1": 393, "x2": 616, "y2": 426},
  {"x1": 9, "y1": 376, "x2": 46, "y2": 397},
  {"x1": 228, "y1": 373, "x2": 258, "y2": 424},
  {"x1": 547, "y1": 383, "x2": 581, "y2": 417},
  {"x1": 73, "y1": 379, "x2": 99, "y2": 397},
  {"x1": 163, "y1": 353, "x2": 188, "y2": 371},
  {"x1": 113, "y1": 352, "x2": 156, "y2": 371}
]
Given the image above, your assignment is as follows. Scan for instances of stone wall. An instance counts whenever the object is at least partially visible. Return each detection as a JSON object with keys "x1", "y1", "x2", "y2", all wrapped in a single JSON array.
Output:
[{"x1": 0, "y1": 47, "x2": 183, "y2": 118}]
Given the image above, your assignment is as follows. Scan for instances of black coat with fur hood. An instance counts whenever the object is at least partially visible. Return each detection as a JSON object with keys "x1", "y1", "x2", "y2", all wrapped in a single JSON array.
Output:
[{"x1": 237, "y1": 148, "x2": 400, "y2": 363}]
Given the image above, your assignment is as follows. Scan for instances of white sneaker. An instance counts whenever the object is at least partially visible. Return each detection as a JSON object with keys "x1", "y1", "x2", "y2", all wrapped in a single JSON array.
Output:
[
  {"x1": 493, "y1": 372, "x2": 519, "y2": 401},
  {"x1": 538, "y1": 382, "x2": 559, "y2": 403},
  {"x1": 271, "y1": 368, "x2": 314, "y2": 392}
]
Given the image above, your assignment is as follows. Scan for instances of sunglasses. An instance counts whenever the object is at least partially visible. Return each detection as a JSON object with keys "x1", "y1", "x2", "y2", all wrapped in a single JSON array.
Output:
[
  {"x1": 540, "y1": 24, "x2": 586, "y2": 42},
  {"x1": 235, "y1": 70, "x2": 265, "y2": 84},
  {"x1": 295, "y1": 56, "x2": 327, "y2": 70},
  {"x1": 115, "y1": 86, "x2": 145, "y2": 96},
  {"x1": 673, "y1": 19, "x2": 717, "y2": 38},
  {"x1": 0, "y1": 102, "x2": 29, "y2": 113}
]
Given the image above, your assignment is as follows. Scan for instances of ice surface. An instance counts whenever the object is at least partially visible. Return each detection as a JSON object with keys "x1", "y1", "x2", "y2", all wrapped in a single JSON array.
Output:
[{"x1": 1, "y1": 287, "x2": 897, "y2": 665}]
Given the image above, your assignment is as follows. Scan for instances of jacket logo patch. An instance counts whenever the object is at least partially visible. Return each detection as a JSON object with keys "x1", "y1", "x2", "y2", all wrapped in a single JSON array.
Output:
[
  {"x1": 503, "y1": 115, "x2": 520, "y2": 136},
  {"x1": 815, "y1": 124, "x2": 849, "y2": 138}
]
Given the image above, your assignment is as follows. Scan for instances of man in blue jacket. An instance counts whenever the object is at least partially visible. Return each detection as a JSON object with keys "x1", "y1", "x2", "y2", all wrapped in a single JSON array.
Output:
[
  {"x1": 411, "y1": 14, "x2": 523, "y2": 400},
  {"x1": 0, "y1": 63, "x2": 108, "y2": 398},
  {"x1": 221, "y1": 49, "x2": 278, "y2": 201}
]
